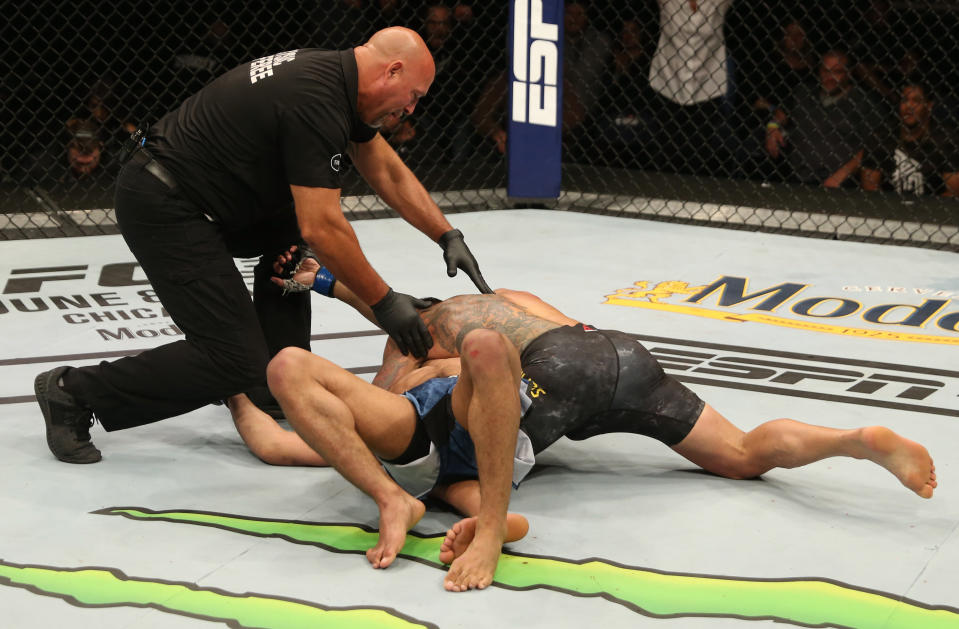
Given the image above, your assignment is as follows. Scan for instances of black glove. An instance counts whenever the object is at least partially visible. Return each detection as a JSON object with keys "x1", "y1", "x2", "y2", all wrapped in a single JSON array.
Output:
[
  {"x1": 371, "y1": 288, "x2": 434, "y2": 358},
  {"x1": 439, "y1": 229, "x2": 493, "y2": 294}
]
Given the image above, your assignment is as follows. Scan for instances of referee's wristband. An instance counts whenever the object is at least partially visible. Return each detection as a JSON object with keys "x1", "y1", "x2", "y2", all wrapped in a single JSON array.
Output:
[{"x1": 312, "y1": 266, "x2": 337, "y2": 297}]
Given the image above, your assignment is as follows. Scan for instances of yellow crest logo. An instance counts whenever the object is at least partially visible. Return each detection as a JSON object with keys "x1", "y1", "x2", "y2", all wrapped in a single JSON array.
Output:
[
  {"x1": 607, "y1": 280, "x2": 708, "y2": 304},
  {"x1": 604, "y1": 275, "x2": 959, "y2": 345}
]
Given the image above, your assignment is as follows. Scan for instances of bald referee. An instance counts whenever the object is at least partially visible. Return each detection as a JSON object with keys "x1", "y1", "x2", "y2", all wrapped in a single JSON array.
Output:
[{"x1": 34, "y1": 27, "x2": 491, "y2": 464}]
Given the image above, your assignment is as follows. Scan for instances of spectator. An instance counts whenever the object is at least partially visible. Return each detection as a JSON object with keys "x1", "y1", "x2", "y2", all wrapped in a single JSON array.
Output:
[
  {"x1": 308, "y1": 0, "x2": 378, "y2": 50},
  {"x1": 423, "y1": 3, "x2": 454, "y2": 52},
  {"x1": 452, "y1": 3, "x2": 474, "y2": 26},
  {"x1": 409, "y1": 3, "x2": 475, "y2": 162},
  {"x1": 164, "y1": 18, "x2": 236, "y2": 108},
  {"x1": 594, "y1": 19, "x2": 658, "y2": 167},
  {"x1": 848, "y1": 0, "x2": 903, "y2": 104},
  {"x1": 29, "y1": 118, "x2": 117, "y2": 208},
  {"x1": 470, "y1": 70, "x2": 585, "y2": 159},
  {"x1": 764, "y1": 49, "x2": 886, "y2": 185},
  {"x1": 392, "y1": 1, "x2": 485, "y2": 165},
  {"x1": 368, "y1": 0, "x2": 417, "y2": 32},
  {"x1": 648, "y1": 0, "x2": 736, "y2": 175},
  {"x1": 470, "y1": 2, "x2": 597, "y2": 160},
  {"x1": 564, "y1": 2, "x2": 612, "y2": 118},
  {"x1": 552, "y1": 2, "x2": 612, "y2": 162},
  {"x1": 857, "y1": 83, "x2": 959, "y2": 195},
  {"x1": 80, "y1": 77, "x2": 138, "y2": 148},
  {"x1": 448, "y1": 3, "x2": 505, "y2": 69},
  {"x1": 880, "y1": 38, "x2": 933, "y2": 108},
  {"x1": 379, "y1": 112, "x2": 420, "y2": 160},
  {"x1": 31, "y1": 119, "x2": 108, "y2": 184},
  {"x1": 742, "y1": 19, "x2": 818, "y2": 119}
]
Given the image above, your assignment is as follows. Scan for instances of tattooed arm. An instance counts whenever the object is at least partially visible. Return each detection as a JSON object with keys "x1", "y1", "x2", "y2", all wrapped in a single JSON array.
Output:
[
  {"x1": 371, "y1": 336, "x2": 461, "y2": 392},
  {"x1": 371, "y1": 337, "x2": 421, "y2": 391}
]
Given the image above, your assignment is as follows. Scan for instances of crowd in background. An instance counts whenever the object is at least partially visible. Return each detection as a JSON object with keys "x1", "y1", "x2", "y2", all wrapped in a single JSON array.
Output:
[{"x1": 5, "y1": 0, "x2": 959, "y2": 208}]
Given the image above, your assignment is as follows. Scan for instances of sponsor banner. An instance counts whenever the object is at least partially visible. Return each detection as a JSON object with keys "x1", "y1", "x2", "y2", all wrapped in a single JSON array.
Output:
[
  {"x1": 637, "y1": 334, "x2": 959, "y2": 417},
  {"x1": 508, "y1": 0, "x2": 562, "y2": 198},
  {"x1": 0, "y1": 259, "x2": 256, "y2": 355},
  {"x1": 605, "y1": 276, "x2": 959, "y2": 346}
]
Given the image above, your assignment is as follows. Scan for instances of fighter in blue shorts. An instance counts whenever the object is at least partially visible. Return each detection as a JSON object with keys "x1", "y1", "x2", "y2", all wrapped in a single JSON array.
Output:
[{"x1": 257, "y1": 255, "x2": 937, "y2": 593}]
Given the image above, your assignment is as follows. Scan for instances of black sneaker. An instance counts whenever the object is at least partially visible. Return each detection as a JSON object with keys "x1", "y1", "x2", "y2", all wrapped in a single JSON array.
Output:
[{"x1": 34, "y1": 367, "x2": 102, "y2": 464}]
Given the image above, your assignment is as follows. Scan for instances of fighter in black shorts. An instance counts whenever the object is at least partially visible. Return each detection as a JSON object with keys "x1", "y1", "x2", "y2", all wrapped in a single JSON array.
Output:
[
  {"x1": 518, "y1": 324, "x2": 704, "y2": 451},
  {"x1": 262, "y1": 268, "x2": 937, "y2": 593}
]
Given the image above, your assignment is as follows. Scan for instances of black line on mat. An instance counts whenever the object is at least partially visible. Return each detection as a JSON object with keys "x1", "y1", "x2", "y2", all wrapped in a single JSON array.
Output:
[{"x1": 2, "y1": 330, "x2": 954, "y2": 419}]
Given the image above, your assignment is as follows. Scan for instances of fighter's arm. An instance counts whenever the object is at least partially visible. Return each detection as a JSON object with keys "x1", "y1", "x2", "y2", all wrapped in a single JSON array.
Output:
[
  {"x1": 272, "y1": 247, "x2": 380, "y2": 326},
  {"x1": 226, "y1": 394, "x2": 328, "y2": 467},
  {"x1": 389, "y1": 357, "x2": 462, "y2": 394},
  {"x1": 371, "y1": 335, "x2": 460, "y2": 392},
  {"x1": 348, "y1": 135, "x2": 452, "y2": 240}
]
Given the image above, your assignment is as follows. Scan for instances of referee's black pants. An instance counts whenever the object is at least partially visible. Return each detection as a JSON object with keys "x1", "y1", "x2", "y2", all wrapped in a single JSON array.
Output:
[{"x1": 62, "y1": 155, "x2": 311, "y2": 430}]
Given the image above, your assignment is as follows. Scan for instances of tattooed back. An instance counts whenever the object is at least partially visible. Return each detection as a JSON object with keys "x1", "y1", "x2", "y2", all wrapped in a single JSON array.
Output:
[{"x1": 420, "y1": 294, "x2": 562, "y2": 356}]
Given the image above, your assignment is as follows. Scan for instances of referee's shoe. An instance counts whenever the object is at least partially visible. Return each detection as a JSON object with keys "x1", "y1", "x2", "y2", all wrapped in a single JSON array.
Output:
[{"x1": 34, "y1": 367, "x2": 102, "y2": 463}]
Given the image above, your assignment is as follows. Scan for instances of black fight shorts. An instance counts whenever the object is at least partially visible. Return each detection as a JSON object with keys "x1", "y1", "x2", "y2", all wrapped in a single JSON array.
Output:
[{"x1": 519, "y1": 324, "x2": 705, "y2": 452}]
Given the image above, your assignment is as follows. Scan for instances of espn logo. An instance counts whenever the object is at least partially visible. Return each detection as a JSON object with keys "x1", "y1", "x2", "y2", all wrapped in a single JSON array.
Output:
[{"x1": 511, "y1": 0, "x2": 559, "y2": 127}]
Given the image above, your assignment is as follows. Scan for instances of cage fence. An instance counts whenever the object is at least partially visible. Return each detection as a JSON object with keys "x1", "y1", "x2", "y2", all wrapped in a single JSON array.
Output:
[{"x1": 2, "y1": 0, "x2": 957, "y2": 250}]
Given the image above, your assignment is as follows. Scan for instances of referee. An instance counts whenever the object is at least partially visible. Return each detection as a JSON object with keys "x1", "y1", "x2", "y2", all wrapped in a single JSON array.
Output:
[{"x1": 34, "y1": 27, "x2": 492, "y2": 464}]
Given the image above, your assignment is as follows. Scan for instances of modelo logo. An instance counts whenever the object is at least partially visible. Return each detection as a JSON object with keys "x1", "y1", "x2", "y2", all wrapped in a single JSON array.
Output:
[{"x1": 511, "y1": 0, "x2": 559, "y2": 127}]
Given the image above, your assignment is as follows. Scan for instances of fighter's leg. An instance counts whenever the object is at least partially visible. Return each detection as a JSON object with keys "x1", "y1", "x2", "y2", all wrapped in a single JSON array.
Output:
[
  {"x1": 226, "y1": 393, "x2": 327, "y2": 466},
  {"x1": 672, "y1": 404, "x2": 936, "y2": 498},
  {"x1": 431, "y1": 480, "x2": 529, "y2": 565},
  {"x1": 443, "y1": 328, "x2": 523, "y2": 592},
  {"x1": 267, "y1": 348, "x2": 426, "y2": 567}
]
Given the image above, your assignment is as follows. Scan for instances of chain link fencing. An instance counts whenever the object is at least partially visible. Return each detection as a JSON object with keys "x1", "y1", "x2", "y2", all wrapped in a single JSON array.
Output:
[{"x1": 3, "y1": 0, "x2": 958, "y2": 249}]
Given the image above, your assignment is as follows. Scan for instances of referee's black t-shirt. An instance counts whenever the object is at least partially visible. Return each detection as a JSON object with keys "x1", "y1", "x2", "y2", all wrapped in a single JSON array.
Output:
[{"x1": 149, "y1": 49, "x2": 378, "y2": 228}]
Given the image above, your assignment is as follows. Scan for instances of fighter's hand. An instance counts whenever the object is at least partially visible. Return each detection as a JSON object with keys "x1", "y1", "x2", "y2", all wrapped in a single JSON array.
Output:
[
  {"x1": 439, "y1": 229, "x2": 492, "y2": 294},
  {"x1": 371, "y1": 289, "x2": 434, "y2": 358},
  {"x1": 270, "y1": 245, "x2": 321, "y2": 293}
]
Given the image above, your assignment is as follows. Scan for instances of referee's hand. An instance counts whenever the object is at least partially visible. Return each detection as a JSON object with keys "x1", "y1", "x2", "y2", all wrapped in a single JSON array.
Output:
[
  {"x1": 439, "y1": 229, "x2": 493, "y2": 294},
  {"x1": 371, "y1": 289, "x2": 434, "y2": 358}
]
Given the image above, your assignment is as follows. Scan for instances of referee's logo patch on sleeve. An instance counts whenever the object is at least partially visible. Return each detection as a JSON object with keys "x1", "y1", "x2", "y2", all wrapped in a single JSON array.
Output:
[{"x1": 330, "y1": 154, "x2": 342, "y2": 172}]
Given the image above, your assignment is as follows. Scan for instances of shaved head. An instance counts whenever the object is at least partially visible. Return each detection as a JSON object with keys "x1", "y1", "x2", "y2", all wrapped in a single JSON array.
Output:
[
  {"x1": 363, "y1": 27, "x2": 435, "y2": 88},
  {"x1": 355, "y1": 27, "x2": 436, "y2": 127}
]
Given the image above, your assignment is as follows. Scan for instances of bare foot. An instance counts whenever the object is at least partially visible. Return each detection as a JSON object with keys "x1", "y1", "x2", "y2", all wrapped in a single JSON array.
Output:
[
  {"x1": 444, "y1": 529, "x2": 502, "y2": 592},
  {"x1": 440, "y1": 517, "x2": 475, "y2": 565},
  {"x1": 366, "y1": 494, "x2": 426, "y2": 569},
  {"x1": 439, "y1": 514, "x2": 528, "y2": 565},
  {"x1": 860, "y1": 426, "x2": 937, "y2": 498}
]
